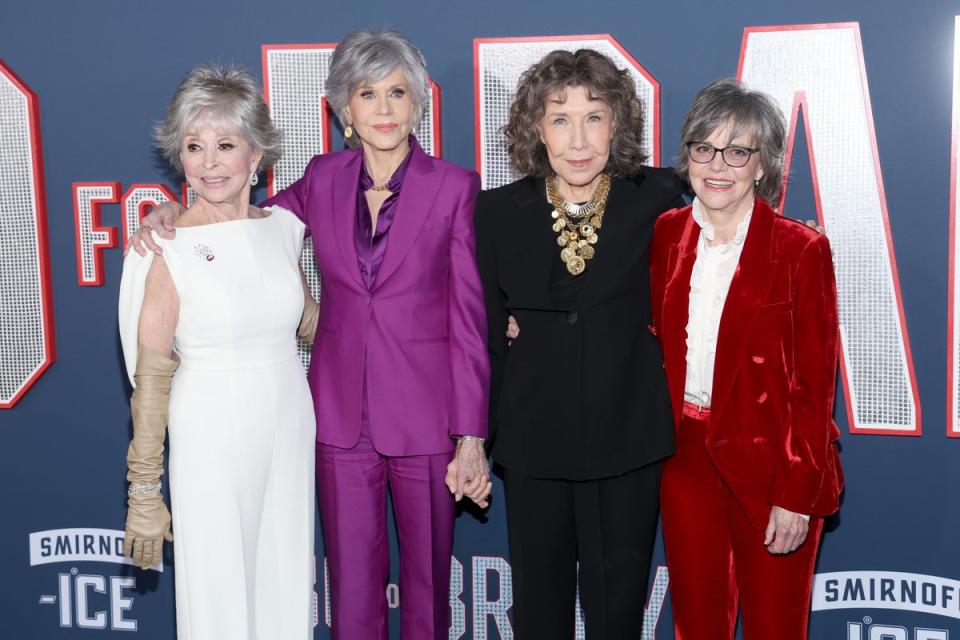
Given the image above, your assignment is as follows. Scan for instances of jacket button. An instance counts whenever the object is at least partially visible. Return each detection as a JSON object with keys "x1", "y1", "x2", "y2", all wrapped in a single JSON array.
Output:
[{"x1": 566, "y1": 312, "x2": 578, "y2": 324}]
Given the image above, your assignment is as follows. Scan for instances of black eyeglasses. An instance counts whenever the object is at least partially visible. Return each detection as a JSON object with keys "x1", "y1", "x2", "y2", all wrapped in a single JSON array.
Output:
[{"x1": 686, "y1": 142, "x2": 759, "y2": 168}]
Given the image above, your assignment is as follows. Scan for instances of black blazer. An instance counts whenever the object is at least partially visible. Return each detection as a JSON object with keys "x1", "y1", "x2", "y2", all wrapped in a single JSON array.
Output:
[{"x1": 475, "y1": 169, "x2": 686, "y2": 480}]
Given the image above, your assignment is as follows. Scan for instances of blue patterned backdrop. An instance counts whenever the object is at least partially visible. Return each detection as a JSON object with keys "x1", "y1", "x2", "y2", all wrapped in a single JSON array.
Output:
[{"x1": 2, "y1": 1, "x2": 959, "y2": 638}]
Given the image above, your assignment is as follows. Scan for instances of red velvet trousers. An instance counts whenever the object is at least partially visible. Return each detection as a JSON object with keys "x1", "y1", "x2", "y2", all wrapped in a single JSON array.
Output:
[{"x1": 660, "y1": 410, "x2": 824, "y2": 640}]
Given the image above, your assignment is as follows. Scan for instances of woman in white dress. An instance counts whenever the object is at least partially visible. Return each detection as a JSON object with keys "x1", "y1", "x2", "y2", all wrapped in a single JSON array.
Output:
[{"x1": 118, "y1": 65, "x2": 318, "y2": 639}]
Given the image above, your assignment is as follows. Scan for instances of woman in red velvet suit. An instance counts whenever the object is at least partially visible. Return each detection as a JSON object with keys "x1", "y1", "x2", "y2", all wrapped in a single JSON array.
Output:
[{"x1": 649, "y1": 78, "x2": 843, "y2": 639}]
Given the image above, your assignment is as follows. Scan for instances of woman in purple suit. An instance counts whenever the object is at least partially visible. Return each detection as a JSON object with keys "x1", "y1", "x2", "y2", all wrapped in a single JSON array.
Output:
[{"x1": 131, "y1": 28, "x2": 491, "y2": 640}]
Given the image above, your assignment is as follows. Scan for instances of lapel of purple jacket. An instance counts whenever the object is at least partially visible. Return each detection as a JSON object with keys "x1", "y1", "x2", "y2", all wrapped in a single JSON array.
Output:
[
  {"x1": 326, "y1": 142, "x2": 443, "y2": 292},
  {"x1": 329, "y1": 148, "x2": 365, "y2": 290},
  {"x1": 373, "y1": 142, "x2": 443, "y2": 291}
]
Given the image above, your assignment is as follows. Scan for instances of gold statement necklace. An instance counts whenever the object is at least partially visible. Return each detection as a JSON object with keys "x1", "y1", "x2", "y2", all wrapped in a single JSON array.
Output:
[{"x1": 546, "y1": 173, "x2": 611, "y2": 275}]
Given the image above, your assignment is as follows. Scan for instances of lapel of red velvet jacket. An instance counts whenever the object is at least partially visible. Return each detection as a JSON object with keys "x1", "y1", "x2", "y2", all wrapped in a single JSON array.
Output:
[
  {"x1": 330, "y1": 148, "x2": 365, "y2": 291},
  {"x1": 708, "y1": 198, "x2": 779, "y2": 432},
  {"x1": 372, "y1": 141, "x2": 443, "y2": 291},
  {"x1": 659, "y1": 207, "x2": 701, "y2": 430}
]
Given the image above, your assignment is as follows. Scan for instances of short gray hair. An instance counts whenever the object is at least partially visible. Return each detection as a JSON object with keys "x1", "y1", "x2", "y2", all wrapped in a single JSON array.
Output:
[
  {"x1": 676, "y1": 77, "x2": 786, "y2": 205},
  {"x1": 326, "y1": 28, "x2": 430, "y2": 148},
  {"x1": 154, "y1": 65, "x2": 282, "y2": 173}
]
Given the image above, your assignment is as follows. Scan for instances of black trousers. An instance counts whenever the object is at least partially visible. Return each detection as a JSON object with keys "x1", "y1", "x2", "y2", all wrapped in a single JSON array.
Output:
[{"x1": 503, "y1": 463, "x2": 662, "y2": 639}]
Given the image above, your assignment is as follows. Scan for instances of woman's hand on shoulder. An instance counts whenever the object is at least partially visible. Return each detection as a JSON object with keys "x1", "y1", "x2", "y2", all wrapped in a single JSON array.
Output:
[{"x1": 127, "y1": 201, "x2": 185, "y2": 256}]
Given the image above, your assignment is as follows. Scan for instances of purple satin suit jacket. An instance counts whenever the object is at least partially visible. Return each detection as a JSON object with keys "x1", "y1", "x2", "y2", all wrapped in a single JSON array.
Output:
[{"x1": 262, "y1": 142, "x2": 489, "y2": 456}]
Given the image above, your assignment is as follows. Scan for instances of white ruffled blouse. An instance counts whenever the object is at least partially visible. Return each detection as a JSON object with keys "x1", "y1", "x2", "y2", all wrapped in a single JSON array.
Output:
[{"x1": 683, "y1": 198, "x2": 753, "y2": 409}]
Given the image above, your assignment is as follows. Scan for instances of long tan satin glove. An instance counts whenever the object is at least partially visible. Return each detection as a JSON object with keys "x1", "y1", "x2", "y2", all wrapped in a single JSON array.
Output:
[
  {"x1": 297, "y1": 297, "x2": 319, "y2": 344},
  {"x1": 123, "y1": 345, "x2": 179, "y2": 569}
]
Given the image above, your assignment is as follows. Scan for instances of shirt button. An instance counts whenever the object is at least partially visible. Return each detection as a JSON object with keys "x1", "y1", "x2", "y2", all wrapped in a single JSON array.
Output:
[{"x1": 566, "y1": 312, "x2": 578, "y2": 324}]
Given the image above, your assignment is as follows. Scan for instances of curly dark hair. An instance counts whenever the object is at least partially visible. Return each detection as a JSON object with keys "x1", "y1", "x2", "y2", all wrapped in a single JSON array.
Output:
[{"x1": 504, "y1": 49, "x2": 647, "y2": 178}]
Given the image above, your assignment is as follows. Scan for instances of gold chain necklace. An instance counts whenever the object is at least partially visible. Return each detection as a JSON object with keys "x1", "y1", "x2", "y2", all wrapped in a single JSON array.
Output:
[{"x1": 546, "y1": 173, "x2": 611, "y2": 275}]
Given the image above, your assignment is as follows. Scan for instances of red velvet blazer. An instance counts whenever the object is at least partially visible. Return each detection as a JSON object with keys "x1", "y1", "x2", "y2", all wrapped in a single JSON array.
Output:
[{"x1": 650, "y1": 198, "x2": 843, "y2": 529}]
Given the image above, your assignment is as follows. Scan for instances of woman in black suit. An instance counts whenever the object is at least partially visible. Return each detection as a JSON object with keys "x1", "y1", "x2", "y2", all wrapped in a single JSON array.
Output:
[{"x1": 475, "y1": 49, "x2": 685, "y2": 638}]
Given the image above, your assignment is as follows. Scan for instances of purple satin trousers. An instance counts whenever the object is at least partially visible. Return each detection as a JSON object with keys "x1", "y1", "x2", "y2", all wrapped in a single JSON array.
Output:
[{"x1": 315, "y1": 416, "x2": 454, "y2": 640}]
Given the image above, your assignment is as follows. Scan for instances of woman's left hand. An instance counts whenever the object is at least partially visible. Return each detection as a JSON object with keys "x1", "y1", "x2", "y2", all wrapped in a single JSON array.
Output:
[
  {"x1": 445, "y1": 438, "x2": 492, "y2": 508},
  {"x1": 764, "y1": 505, "x2": 810, "y2": 554}
]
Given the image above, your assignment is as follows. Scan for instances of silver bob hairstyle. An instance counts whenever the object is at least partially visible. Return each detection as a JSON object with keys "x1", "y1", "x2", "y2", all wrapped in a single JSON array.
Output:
[
  {"x1": 154, "y1": 65, "x2": 282, "y2": 174},
  {"x1": 326, "y1": 28, "x2": 430, "y2": 148},
  {"x1": 676, "y1": 77, "x2": 787, "y2": 206}
]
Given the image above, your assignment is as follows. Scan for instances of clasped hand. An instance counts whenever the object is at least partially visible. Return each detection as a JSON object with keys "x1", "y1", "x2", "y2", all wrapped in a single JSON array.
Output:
[{"x1": 445, "y1": 438, "x2": 492, "y2": 509}]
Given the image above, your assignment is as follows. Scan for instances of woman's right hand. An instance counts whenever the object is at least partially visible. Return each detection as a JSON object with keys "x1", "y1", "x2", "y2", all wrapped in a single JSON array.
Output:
[
  {"x1": 126, "y1": 201, "x2": 185, "y2": 256},
  {"x1": 764, "y1": 505, "x2": 810, "y2": 554}
]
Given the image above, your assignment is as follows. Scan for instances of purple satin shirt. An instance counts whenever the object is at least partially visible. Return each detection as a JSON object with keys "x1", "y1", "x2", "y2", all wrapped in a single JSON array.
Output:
[{"x1": 355, "y1": 138, "x2": 415, "y2": 289}]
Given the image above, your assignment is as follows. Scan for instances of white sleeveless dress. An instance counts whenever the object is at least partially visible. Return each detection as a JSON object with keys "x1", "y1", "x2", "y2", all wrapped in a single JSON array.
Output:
[{"x1": 118, "y1": 207, "x2": 315, "y2": 640}]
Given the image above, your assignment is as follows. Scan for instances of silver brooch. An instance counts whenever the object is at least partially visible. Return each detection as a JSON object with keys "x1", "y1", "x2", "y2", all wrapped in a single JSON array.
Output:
[{"x1": 194, "y1": 244, "x2": 215, "y2": 262}]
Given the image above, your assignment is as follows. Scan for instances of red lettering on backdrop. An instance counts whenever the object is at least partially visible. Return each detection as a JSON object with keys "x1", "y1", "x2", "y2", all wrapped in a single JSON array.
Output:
[
  {"x1": 0, "y1": 61, "x2": 55, "y2": 409},
  {"x1": 72, "y1": 182, "x2": 119, "y2": 286},
  {"x1": 473, "y1": 34, "x2": 661, "y2": 188},
  {"x1": 948, "y1": 16, "x2": 960, "y2": 437},
  {"x1": 739, "y1": 23, "x2": 921, "y2": 435}
]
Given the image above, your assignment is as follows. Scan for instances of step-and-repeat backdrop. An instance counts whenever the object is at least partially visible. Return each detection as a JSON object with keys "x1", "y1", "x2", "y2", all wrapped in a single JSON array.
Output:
[{"x1": 3, "y1": 1, "x2": 959, "y2": 638}]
